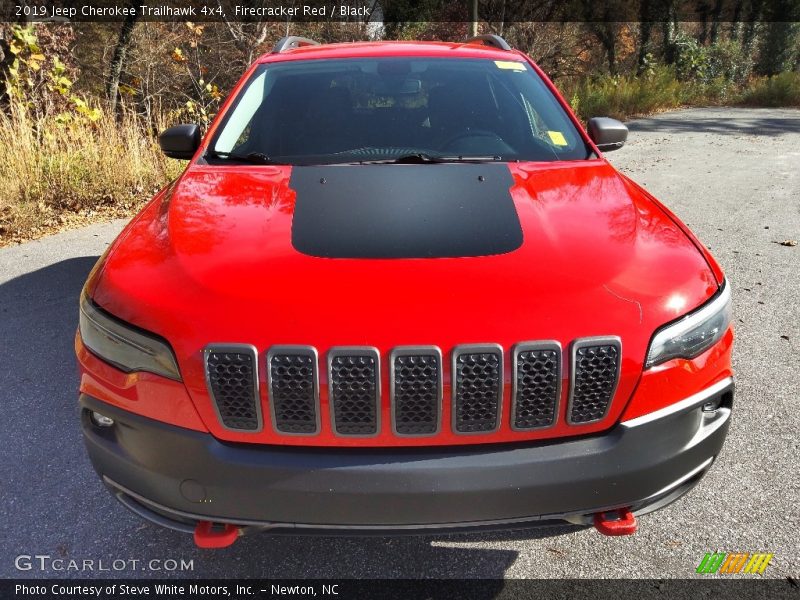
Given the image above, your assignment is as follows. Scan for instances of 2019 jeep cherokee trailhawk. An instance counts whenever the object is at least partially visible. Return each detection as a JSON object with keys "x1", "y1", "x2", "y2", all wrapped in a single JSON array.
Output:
[{"x1": 76, "y1": 35, "x2": 733, "y2": 547}]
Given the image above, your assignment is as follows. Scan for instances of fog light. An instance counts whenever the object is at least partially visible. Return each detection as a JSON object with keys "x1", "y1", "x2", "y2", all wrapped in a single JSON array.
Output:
[{"x1": 91, "y1": 411, "x2": 114, "y2": 427}]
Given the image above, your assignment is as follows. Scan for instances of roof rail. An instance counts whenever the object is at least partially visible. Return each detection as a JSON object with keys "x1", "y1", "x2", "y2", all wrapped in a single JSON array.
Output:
[
  {"x1": 464, "y1": 34, "x2": 512, "y2": 51},
  {"x1": 272, "y1": 36, "x2": 320, "y2": 53}
]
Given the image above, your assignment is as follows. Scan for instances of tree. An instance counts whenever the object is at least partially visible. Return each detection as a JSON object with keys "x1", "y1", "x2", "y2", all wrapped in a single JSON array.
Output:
[
  {"x1": 757, "y1": 21, "x2": 800, "y2": 75},
  {"x1": 661, "y1": 0, "x2": 679, "y2": 64},
  {"x1": 468, "y1": 0, "x2": 477, "y2": 37},
  {"x1": 582, "y1": 1, "x2": 626, "y2": 74},
  {"x1": 756, "y1": 0, "x2": 800, "y2": 75},
  {"x1": 708, "y1": 0, "x2": 724, "y2": 44},
  {"x1": 590, "y1": 22, "x2": 622, "y2": 74},
  {"x1": 0, "y1": 26, "x2": 13, "y2": 107},
  {"x1": 741, "y1": 0, "x2": 766, "y2": 57},
  {"x1": 637, "y1": 0, "x2": 654, "y2": 73},
  {"x1": 106, "y1": 11, "x2": 138, "y2": 116}
]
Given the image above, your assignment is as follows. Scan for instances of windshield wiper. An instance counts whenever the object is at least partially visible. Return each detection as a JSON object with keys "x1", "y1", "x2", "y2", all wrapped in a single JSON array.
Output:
[
  {"x1": 206, "y1": 150, "x2": 285, "y2": 165},
  {"x1": 345, "y1": 153, "x2": 502, "y2": 165},
  {"x1": 397, "y1": 153, "x2": 502, "y2": 164}
]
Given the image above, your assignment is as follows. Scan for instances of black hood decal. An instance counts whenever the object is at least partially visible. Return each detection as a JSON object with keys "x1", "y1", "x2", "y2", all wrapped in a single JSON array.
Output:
[{"x1": 290, "y1": 164, "x2": 522, "y2": 259}]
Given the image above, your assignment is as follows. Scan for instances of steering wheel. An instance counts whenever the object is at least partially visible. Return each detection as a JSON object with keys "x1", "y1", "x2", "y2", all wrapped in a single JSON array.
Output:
[{"x1": 439, "y1": 129, "x2": 513, "y2": 154}]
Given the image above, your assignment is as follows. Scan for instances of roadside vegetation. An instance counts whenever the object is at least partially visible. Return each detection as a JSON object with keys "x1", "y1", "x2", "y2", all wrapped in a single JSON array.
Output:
[
  {"x1": 738, "y1": 72, "x2": 800, "y2": 107},
  {"x1": 564, "y1": 30, "x2": 800, "y2": 120},
  {"x1": 0, "y1": 105, "x2": 180, "y2": 243},
  {"x1": 0, "y1": 16, "x2": 798, "y2": 246},
  {"x1": 565, "y1": 68, "x2": 800, "y2": 121}
]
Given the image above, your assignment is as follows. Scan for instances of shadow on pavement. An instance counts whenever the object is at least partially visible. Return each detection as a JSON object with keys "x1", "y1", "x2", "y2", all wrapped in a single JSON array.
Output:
[
  {"x1": 627, "y1": 114, "x2": 800, "y2": 136},
  {"x1": 0, "y1": 257, "x2": 578, "y2": 580}
]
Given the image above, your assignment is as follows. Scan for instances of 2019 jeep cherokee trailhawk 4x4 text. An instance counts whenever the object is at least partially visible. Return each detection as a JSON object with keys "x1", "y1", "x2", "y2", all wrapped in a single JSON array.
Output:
[{"x1": 76, "y1": 35, "x2": 733, "y2": 547}]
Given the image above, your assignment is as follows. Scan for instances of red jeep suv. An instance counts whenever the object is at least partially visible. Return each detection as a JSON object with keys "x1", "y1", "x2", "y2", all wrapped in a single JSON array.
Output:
[{"x1": 76, "y1": 35, "x2": 733, "y2": 547}]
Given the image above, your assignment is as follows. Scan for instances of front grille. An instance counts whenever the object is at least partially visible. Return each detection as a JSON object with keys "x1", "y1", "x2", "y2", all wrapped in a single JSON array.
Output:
[
  {"x1": 511, "y1": 342, "x2": 561, "y2": 430},
  {"x1": 267, "y1": 347, "x2": 319, "y2": 434},
  {"x1": 329, "y1": 348, "x2": 380, "y2": 436},
  {"x1": 391, "y1": 348, "x2": 442, "y2": 436},
  {"x1": 204, "y1": 345, "x2": 261, "y2": 431},
  {"x1": 452, "y1": 345, "x2": 503, "y2": 434},
  {"x1": 568, "y1": 337, "x2": 621, "y2": 424},
  {"x1": 203, "y1": 337, "x2": 623, "y2": 437}
]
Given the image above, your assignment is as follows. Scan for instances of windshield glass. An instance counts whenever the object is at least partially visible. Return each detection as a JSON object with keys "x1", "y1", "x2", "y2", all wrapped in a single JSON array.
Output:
[{"x1": 208, "y1": 57, "x2": 590, "y2": 164}]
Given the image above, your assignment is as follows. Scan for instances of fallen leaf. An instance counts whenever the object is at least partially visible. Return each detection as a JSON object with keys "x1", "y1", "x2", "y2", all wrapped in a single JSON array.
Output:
[
  {"x1": 773, "y1": 240, "x2": 797, "y2": 247},
  {"x1": 171, "y1": 47, "x2": 186, "y2": 63}
]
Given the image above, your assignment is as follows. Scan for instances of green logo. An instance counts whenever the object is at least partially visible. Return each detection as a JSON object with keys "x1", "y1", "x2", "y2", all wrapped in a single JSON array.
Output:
[{"x1": 696, "y1": 552, "x2": 774, "y2": 574}]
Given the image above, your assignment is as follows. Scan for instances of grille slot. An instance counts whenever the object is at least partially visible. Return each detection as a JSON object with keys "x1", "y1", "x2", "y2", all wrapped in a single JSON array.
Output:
[
  {"x1": 568, "y1": 337, "x2": 621, "y2": 424},
  {"x1": 390, "y1": 347, "x2": 442, "y2": 436},
  {"x1": 452, "y1": 345, "x2": 503, "y2": 434},
  {"x1": 267, "y1": 347, "x2": 319, "y2": 435},
  {"x1": 511, "y1": 342, "x2": 561, "y2": 430},
  {"x1": 328, "y1": 348, "x2": 380, "y2": 436},
  {"x1": 204, "y1": 345, "x2": 261, "y2": 431}
]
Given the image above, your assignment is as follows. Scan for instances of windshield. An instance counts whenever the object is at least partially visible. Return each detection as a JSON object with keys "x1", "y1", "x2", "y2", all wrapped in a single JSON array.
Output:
[{"x1": 208, "y1": 57, "x2": 590, "y2": 165}]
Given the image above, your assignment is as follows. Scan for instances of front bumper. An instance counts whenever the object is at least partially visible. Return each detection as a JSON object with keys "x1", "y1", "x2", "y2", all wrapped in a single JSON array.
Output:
[{"x1": 81, "y1": 378, "x2": 733, "y2": 533}]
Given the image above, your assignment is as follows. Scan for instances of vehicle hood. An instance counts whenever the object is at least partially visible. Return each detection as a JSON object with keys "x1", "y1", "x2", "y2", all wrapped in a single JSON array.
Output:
[{"x1": 93, "y1": 160, "x2": 718, "y2": 373}]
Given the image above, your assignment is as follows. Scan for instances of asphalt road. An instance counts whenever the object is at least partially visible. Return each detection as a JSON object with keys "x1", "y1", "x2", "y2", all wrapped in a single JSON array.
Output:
[{"x1": 1, "y1": 107, "x2": 798, "y2": 581}]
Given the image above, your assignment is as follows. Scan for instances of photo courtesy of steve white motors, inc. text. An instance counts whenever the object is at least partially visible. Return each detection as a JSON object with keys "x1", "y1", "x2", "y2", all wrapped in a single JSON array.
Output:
[{"x1": 14, "y1": 583, "x2": 339, "y2": 597}]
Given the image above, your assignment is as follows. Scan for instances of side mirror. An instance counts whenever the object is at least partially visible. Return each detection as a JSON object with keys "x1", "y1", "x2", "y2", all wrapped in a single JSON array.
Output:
[
  {"x1": 158, "y1": 124, "x2": 200, "y2": 159},
  {"x1": 587, "y1": 117, "x2": 628, "y2": 152}
]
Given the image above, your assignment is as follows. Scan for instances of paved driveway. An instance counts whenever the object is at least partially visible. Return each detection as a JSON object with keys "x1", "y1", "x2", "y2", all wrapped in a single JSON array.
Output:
[{"x1": 1, "y1": 108, "x2": 798, "y2": 580}]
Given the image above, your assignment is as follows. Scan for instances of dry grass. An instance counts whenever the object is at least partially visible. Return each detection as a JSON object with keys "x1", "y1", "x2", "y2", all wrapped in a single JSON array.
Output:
[
  {"x1": 738, "y1": 72, "x2": 800, "y2": 107},
  {"x1": 561, "y1": 65, "x2": 747, "y2": 123},
  {"x1": 563, "y1": 67, "x2": 800, "y2": 124},
  {"x1": 0, "y1": 105, "x2": 182, "y2": 246},
  {"x1": 564, "y1": 66, "x2": 686, "y2": 122}
]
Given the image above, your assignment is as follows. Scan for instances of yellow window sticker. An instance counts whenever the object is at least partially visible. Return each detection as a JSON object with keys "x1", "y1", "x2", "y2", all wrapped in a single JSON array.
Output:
[
  {"x1": 547, "y1": 131, "x2": 568, "y2": 146},
  {"x1": 494, "y1": 60, "x2": 525, "y2": 71}
]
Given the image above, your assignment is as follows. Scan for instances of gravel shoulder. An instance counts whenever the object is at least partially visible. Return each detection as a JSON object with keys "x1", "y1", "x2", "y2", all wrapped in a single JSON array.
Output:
[{"x1": 0, "y1": 107, "x2": 798, "y2": 581}]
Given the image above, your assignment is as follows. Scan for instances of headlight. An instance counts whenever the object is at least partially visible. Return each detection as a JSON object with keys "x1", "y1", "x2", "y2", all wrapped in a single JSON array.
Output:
[
  {"x1": 79, "y1": 293, "x2": 181, "y2": 380},
  {"x1": 645, "y1": 280, "x2": 731, "y2": 368}
]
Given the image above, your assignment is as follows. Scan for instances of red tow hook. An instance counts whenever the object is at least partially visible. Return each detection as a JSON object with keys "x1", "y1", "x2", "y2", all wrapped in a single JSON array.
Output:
[
  {"x1": 193, "y1": 521, "x2": 240, "y2": 549},
  {"x1": 593, "y1": 507, "x2": 638, "y2": 536}
]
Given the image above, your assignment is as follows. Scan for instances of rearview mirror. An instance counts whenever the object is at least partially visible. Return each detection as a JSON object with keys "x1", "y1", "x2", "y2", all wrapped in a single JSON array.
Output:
[
  {"x1": 375, "y1": 78, "x2": 422, "y2": 95},
  {"x1": 159, "y1": 124, "x2": 200, "y2": 159},
  {"x1": 587, "y1": 117, "x2": 628, "y2": 152}
]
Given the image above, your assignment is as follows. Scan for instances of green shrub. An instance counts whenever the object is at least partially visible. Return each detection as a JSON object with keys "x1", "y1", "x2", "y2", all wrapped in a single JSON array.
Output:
[
  {"x1": 705, "y1": 40, "x2": 754, "y2": 84},
  {"x1": 671, "y1": 33, "x2": 753, "y2": 87},
  {"x1": 672, "y1": 33, "x2": 708, "y2": 82}
]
